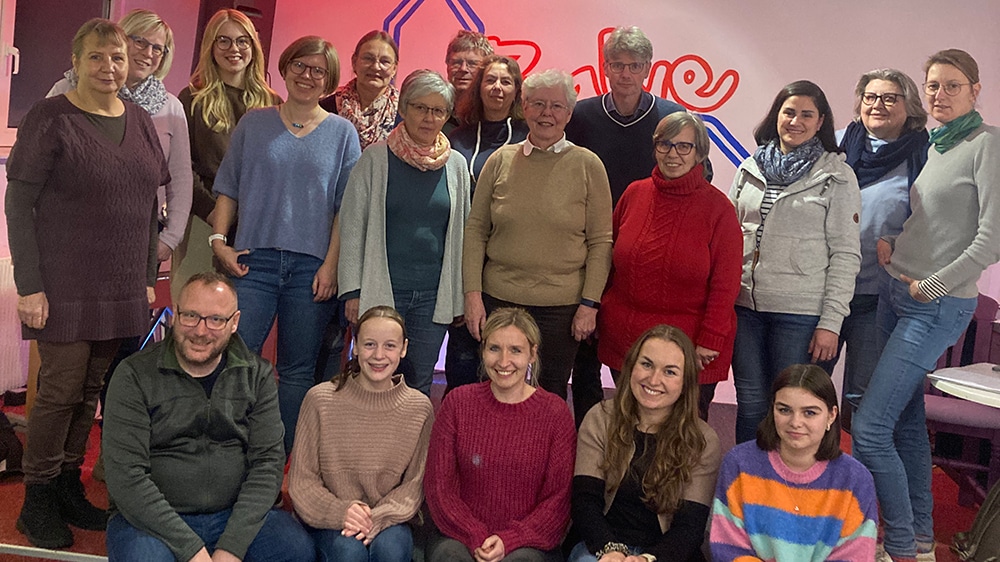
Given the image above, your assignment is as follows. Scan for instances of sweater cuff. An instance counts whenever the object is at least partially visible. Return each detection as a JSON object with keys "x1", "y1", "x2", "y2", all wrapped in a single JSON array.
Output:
[
  {"x1": 918, "y1": 274, "x2": 949, "y2": 300},
  {"x1": 695, "y1": 329, "x2": 728, "y2": 353}
]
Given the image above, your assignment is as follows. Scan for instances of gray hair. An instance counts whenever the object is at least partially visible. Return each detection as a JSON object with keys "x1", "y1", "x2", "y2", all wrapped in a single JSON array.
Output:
[
  {"x1": 603, "y1": 26, "x2": 653, "y2": 63},
  {"x1": 399, "y1": 69, "x2": 457, "y2": 113},
  {"x1": 653, "y1": 112, "x2": 710, "y2": 162},
  {"x1": 522, "y1": 69, "x2": 577, "y2": 112},
  {"x1": 852, "y1": 68, "x2": 928, "y2": 132},
  {"x1": 445, "y1": 30, "x2": 493, "y2": 60}
]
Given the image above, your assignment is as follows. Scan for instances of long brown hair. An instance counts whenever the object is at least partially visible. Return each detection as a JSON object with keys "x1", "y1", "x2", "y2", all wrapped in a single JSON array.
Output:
[
  {"x1": 332, "y1": 306, "x2": 407, "y2": 391},
  {"x1": 601, "y1": 325, "x2": 705, "y2": 514}
]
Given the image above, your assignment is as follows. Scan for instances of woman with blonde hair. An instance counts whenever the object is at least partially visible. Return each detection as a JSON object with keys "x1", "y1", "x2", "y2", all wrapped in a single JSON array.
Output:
[
  {"x1": 570, "y1": 325, "x2": 720, "y2": 562},
  {"x1": 48, "y1": 8, "x2": 192, "y2": 265},
  {"x1": 173, "y1": 8, "x2": 279, "y2": 300},
  {"x1": 425, "y1": 307, "x2": 575, "y2": 562}
]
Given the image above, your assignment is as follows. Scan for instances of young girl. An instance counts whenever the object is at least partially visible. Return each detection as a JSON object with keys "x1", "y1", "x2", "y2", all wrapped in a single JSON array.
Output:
[
  {"x1": 711, "y1": 364, "x2": 878, "y2": 561},
  {"x1": 289, "y1": 306, "x2": 433, "y2": 562}
]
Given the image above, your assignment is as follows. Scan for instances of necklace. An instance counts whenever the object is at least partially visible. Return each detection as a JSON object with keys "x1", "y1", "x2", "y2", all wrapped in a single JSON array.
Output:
[{"x1": 281, "y1": 104, "x2": 323, "y2": 130}]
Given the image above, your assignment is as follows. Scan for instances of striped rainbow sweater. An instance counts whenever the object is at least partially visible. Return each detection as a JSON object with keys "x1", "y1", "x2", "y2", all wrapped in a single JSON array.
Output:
[{"x1": 710, "y1": 442, "x2": 878, "y2": 562}]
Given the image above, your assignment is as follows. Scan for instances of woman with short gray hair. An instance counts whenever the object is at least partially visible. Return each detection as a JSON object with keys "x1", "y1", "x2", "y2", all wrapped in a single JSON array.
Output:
[
  {"x1": 598, "y1": 112, "x2": 742, "y2": 421},
  {"x1": 463, "y1": 68, "x2": 613, "y2": 422},
  {"x1": 339, "y1": 69, "x2": 470, "y2": 396},
  {"x1": 833, "y1": 68, "x2": 929, "y2": 432}
]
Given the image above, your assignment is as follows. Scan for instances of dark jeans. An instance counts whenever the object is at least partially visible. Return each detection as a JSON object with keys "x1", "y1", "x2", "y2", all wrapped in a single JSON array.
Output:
[
  {"x1": 831, "y1": 293, "x2": 881, "y2": 432},
  {"x1": 483, "y1": 294, "x2": 579, "y2": 404},
  {"x1": 106, "y1": 509, "x2": 314, "y2": 562},
  {"x1": 445, "y1": 322, "x2": 481, "y2": 393},
  {"x1": 570, "y1": 338, "x2": 607, "y2": 427}
]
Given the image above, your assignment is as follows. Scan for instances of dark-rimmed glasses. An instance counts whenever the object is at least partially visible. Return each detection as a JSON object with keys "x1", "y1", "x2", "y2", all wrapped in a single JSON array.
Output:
[
  {"x1": 288, "y1": 60, "x2": 328, "y2": 80},
  {"x1": 215, "y1": 35, "x2": 252, "y2": 51},
  {"x1": 176, "y1": 310, "x2": 237, "y2": 331},
  {"x1": 129, "y1": 35, "x2": 169, "y2": 58},
  {"x1": 654, "y1": 140, "x2": 695, "y2": 155},
  {"x1": 861, "y1": 92, "x2": 902, "y2": 107}
]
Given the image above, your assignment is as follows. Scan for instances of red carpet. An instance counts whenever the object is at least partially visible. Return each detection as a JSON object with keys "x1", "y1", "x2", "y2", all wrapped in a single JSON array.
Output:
[{"x1": 0, "y1": 399, "x2": 982, "y2": 561}]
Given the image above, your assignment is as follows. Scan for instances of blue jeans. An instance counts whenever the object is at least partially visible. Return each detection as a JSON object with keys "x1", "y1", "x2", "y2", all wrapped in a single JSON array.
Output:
[
  {"x1": 311, "y1": 523, "x2": 412, "y2": 562},
  {"x1": 568, "y1": 541, "x2": 644, "y2": 561},
  {"x1": 832, "y1": 293, "x2": 881, "y2": 431},
  {"x1": 233, "y1": 249, "x2": 335, "y2": 455},
  {"x1": 393, "y1": 289, "x2": 448, "y2": 396},
  {"x1": 852, "y1": 277, "x2": 975, "y2": 558},
  {"x1": 731, "y1": 307, "x2": 834, "y2": 444},
  {"x1": 106, "y1": 509, "x2": 315, "y2": 562}
]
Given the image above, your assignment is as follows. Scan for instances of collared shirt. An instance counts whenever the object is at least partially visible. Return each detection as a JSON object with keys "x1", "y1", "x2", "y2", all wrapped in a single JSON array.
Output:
[
  {"x1": 522, "y1": 133, "x2": 573, "y2": 156},
  {"x1": 604, "y1": 91, "x2": 655, "y2": 125}
]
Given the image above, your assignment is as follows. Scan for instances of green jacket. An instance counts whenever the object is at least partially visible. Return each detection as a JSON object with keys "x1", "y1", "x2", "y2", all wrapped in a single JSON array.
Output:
[{"x1": 102, "y1": 333, "x2": 284, "y2": 561}]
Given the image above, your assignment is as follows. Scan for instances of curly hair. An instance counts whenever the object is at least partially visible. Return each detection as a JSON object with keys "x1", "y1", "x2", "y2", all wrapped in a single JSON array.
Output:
[{"x1": 600, "y1": 325, "x2": 705, "y2": 514}]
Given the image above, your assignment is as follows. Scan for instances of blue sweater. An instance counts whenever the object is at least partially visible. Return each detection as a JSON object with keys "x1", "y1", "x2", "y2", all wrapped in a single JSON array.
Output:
[
  {"x1": 565, "y1": 93, "x2": 686, "y2": 204},
  {"x1": 213, "y1": 107, "x2": 361, "y2": 260}
]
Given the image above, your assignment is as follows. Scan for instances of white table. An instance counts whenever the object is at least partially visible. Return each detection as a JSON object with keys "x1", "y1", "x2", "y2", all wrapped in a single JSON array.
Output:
[{"x1": 928, "y1": 363, "x2": 1000, "y2": 408}]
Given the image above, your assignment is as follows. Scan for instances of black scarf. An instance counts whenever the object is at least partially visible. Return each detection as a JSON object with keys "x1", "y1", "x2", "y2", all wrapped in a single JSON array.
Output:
[{"x1": 840, "y1": 121, "x2": 929, "y2": 188}]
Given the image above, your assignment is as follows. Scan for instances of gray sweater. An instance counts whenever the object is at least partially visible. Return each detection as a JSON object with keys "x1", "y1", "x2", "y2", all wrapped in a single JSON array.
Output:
[
  {"x1": 338, "y1": 142, "x2": 470, "y2": 323},
  {"x1": 730, "y1": 151, "x2": 861, "y2": 334},
  {"x1": 887, "y1": 124, "x2": 1000, "y2": 298}
]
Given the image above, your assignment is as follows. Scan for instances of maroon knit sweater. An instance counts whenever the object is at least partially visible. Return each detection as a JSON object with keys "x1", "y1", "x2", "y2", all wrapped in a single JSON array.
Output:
[
  {"x1": 598, "y1": 164, "x2": 743, "y2": 384},
  {"x1": 425, "y1": 381, "x2": 576, "y2": 554},
  {"x1": 6, "y1": 96, "x2": 167, "y2": 341}
]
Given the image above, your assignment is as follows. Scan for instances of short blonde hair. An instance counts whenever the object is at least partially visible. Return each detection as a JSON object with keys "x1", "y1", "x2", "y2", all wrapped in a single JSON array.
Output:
[
  {"x1": 118, "y1": 9, "x2": 174, "y2": 80},
  {"x1": 72, "y1": 19, "x2": 127, "y2": 62}
]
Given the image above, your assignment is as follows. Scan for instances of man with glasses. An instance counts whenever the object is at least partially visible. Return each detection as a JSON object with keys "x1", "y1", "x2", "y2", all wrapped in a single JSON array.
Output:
[
  {"x1": 442, "y1": 29, "x2": 493, "y2": 133},
  {"x1": 101, "y1": 272, "x2": 313, "y2": 562},
  {"x1": 564, "y1": 26, "x2": 696, "y2": 426}
]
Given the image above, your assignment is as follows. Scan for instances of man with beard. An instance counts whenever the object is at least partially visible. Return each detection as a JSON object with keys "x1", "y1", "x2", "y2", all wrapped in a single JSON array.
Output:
[{"x1": 100, "y1": 272, "x2": 313, "y2": 562}]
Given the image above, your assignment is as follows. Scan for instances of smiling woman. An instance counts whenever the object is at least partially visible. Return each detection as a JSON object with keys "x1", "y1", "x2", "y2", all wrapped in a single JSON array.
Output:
[
  {"x1": 711, "y1": 364, "x2": 878, "y2": 562},
  {"x1": 209, "y1": 35, "x2": 361, "y2": 455},
  {"x1": 728, "y1": 80, "x2": 862, "y2": 444},
  {"x1": 570, "y1": 325, "x2": 721, "y2": 562}
]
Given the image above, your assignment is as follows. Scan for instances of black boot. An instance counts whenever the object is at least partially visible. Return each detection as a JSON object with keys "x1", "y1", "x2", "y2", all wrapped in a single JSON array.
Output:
[
  {"x1": 17, "y1": 481, "x2": 73, "y2": 549},
  {"x1": 55, "y1": 468, "x2": 108, "y2": 530}
]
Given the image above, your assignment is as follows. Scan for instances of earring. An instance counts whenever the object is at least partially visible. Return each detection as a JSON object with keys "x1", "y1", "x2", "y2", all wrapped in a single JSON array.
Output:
[{"x1": 826, "y1": 422, "x2": 832, "y2": 431}]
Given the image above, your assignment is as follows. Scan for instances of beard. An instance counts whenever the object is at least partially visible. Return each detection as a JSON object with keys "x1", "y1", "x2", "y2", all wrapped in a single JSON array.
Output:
[{"x1": 174, "y1": 331, "x2": 229, "y2": 372}]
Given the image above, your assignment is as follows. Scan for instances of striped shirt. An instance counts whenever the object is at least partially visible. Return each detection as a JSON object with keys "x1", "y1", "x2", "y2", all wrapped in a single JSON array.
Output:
[{"x1": 711, "y1": 442, "x2": 878, "y2": 562}]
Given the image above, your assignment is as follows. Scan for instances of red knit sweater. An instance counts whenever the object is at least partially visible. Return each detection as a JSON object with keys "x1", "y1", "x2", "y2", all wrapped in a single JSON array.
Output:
[
  {"x1": 598, "y1": 164, "x2": 743, "y2": 384},
  {"x1": 425, "y1": 382, "x2": 576, "y2": 554}
]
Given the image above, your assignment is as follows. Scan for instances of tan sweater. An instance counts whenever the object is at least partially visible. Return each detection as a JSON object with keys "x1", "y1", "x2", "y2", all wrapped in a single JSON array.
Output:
[
  {"x1": 288, "y1": 375, "x2": 434, "y2": 537},
  {"x1": 463, "y1": 143, "x2": 613, "y2": 306}
]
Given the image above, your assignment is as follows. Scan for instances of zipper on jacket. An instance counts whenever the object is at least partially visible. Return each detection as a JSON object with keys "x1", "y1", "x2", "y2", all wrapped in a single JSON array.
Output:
[{"x1": 750, "y1": 248, "x2": 759, "y2": 310}]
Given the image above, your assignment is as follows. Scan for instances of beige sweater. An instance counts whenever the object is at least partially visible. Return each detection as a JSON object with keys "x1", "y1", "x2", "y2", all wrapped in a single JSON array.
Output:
[
  {"x1": 463, "y1": 143, "x2": 613, "y2": 306},
  {"x1": 288, "y1": 375, "x2": 434, "y2": 537}
]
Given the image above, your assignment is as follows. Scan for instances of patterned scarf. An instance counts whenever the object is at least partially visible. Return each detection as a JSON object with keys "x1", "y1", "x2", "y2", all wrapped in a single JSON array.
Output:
[
  {"x1": 929, "y1": 110, "x2": 983, "y2": 154},
  {"x1": 63, "y1": 69, "x2": 168, "y2": 115},
  {"x1": 386, "y1": 122, "x2": 450, "y2": 171},
  {"x1": 335, "y1": 78, "x2": 399, "y2": 150},
  {"x1": 753, "y1": 137, "x2": 826, "y2": 186}
]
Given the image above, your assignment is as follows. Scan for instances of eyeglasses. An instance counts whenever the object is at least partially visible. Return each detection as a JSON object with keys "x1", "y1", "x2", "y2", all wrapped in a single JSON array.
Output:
[
  {"x1": 287, "y1": 60, "x2": 328, "y2": 80},
  {"x1": 358, "y1": 54, "x2": 395, "y2": 69},
  {"x1": 861, "y1": 92, "x2": 903, "y2": 107},
  {"x1": 129, "y1": 35, "x2": 169, "y2": 58},
  {"x1": 654, "y1": 140, "x2": 695, "y2": 155},
  {"x1": 214, "y1": 35, "x2": 252, "y2": 51},
  {"x1": 526, "y1": 100, "x2": 570, "y2": 114},
  {"x1": 447, "y1": 57, "x2": 482, "y2": 70},
  {"x1": 408, "y1": 102, "x2": 449, "y2": 120},
  {"x1": 606, "y1": 61, "x2": 648, "y2": 74},
  {"x1": 924, "y1": 81, "x2": 972, "y2": 96},
  {"x1": 176, "y1": 309, "x2": 237, "y2": 331}
]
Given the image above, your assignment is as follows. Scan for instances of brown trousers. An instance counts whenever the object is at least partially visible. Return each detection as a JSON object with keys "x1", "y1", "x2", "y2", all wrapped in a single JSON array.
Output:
[{"x1": 23, "y1": 339, "x2": 121, "y2": 484}]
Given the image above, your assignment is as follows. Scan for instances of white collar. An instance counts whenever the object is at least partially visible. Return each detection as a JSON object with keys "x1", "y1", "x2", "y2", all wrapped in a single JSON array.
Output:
[{"x1": 522, "y1": 133, "x2": 572, "y2": 155}]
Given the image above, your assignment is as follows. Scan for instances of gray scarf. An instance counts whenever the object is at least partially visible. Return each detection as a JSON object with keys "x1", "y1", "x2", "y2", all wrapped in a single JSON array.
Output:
[{"x1": 752, "y1": 137, "x2": 825, "y2": 186}]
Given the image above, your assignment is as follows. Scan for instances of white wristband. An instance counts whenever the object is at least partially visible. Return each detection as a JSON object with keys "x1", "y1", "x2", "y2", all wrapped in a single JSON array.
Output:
[{"x1": 208, "y1": 233, "x2": 227, "y2": 248}]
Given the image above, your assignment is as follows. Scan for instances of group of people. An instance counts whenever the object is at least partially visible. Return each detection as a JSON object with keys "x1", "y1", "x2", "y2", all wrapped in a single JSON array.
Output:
[{"x1": 5, "y1": 7, "x2": 999, "y2": 562}]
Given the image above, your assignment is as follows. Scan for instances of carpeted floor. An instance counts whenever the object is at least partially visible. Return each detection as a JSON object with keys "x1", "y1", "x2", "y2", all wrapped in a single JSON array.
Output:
[{"x1": 0, "y1": 380, "x2": 982, "y2": 561}]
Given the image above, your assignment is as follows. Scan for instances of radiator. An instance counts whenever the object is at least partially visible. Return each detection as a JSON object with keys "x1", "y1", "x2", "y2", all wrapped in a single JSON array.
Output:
[{"x1": 0, "y1": 257, "x2": 26, "y2": 393}]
